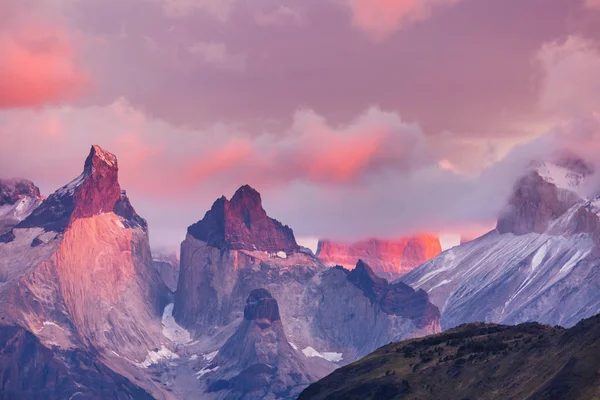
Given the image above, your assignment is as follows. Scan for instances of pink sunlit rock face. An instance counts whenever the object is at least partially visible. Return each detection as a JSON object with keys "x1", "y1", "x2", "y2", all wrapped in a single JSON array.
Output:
[
  {"x1": 187, "y1": 185, "x2": 299, "y2": 253},
  {"x1": 316, "y1": 236, "x2": 442, "y2": 280}
]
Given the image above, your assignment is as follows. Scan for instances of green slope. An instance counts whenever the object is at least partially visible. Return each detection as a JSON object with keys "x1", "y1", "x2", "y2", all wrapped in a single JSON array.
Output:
[{"x1": 298, "y1": 315, "x2": 600, "y2": 400}]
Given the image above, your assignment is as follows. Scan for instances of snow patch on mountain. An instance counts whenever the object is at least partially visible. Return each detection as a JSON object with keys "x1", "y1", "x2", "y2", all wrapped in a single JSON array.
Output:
[
  {"x1": 202, "y1": 350, "x2": 218, "y2": 362},
  {"x1": 302, "y1": 347, "x2": 343, "y2": 363},
  {"x1": 194, "y1": 365, "x2": 219, "y2": 379},
  {"x1": 138, "y1": 346, "x2": 179, "y2": 368},
  {"x1": 162, "y1": 303, "x2": 191, "y2": 344}
]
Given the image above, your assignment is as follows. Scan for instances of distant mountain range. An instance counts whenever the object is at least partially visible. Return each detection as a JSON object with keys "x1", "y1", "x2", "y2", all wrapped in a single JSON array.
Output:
[{"x1": 3, "y1": 146, "x2": 600, "y2": 399}]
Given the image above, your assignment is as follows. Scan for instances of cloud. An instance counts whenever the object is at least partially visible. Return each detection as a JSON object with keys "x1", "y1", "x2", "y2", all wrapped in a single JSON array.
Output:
[
  {"x1": 188, "y1": 42, "x2": 246, "y2": 71},
  {"x1": 0, "y1": 1, "x2": 89, "y2": 108},
  {"x1": 536, "y1": 35, "x2": 600, "y2": 118},
  {"x1": 254, "y1": 6, "x2": 303, "y2": 26},
  {"x1": 586, "y1": 0, "x2": 600, "y2": 9},
  {"x1": 0, "y1": 96, "x2": 558, "y2": 249},
  {"x1": 157, "y1": 0, "x2": 237, "y2": 20},
  {"x1": 346, "y1": 0, "x2": 463, "y2": 40}
]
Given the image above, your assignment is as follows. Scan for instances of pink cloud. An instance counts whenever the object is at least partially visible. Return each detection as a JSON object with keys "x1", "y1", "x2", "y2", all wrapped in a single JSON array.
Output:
[
  {"x1": 0, "y1": 2, "x2": 89, "y2": 108},
  {"x1": 536, "y1": 35, "x2": 600, "y2": 118},
  {"x1": 586, "y1": 0, "x2": 600, "y2": 9},
  {"x1": 254, "y1": 6, "x2": 303, "y2": 26},
  {"x1": 186, "y1": 139, "x2": 253, "y2": 182},
  {"x1": 348, "y1": 0, "x2": 462, "y2": 39}
]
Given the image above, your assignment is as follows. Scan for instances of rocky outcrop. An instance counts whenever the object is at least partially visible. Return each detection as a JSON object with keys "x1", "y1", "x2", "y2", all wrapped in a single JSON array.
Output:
[
  {"x1": 0, "y1": 179, "x2": 41, "y2": 206},
  {"x1": 0, "y1": 179, "x2": 43, "y2": 235},
  {"x1": 187, "y1": 185, "x2": 298, "y2": 253},
  {"x1": 205, "y1": 289, "x2": 315, "y2": 399},
  {"x1": 0, "y1": 324, "x2": 155, "y2": 400},
  {"x1": 496, "y1": 172, "x2": 577, "y2": 235},
  {"x1": 316, "y1": 236, "x2": 441, "y2": 280}
]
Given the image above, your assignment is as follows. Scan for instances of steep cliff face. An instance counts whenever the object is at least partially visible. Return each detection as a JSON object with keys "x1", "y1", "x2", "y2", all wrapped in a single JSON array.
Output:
[
  {"x1": 403, "y1": 158, "x2": 600, "y2": 330},
  {"x1": 153, "y1": 251, "x2": 180, "y2": 292},
  {"x1": 204, "y1": 289, "x2": 316, "y2": 399},
  {"x1": 0, "y1": 146, "x2": 168, "y2": 363},
  {"x1": 0, "y1": 324, "x2": 155, "y2": 400},
  {"x1": 316, "y1": 236, "x2": 442, "y2": 280}
]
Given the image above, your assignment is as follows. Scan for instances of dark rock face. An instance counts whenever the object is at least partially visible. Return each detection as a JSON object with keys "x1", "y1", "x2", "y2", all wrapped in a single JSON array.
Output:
[
  {"x1": 208, "y1": 290, "x2": 315, "y2": 399},
  {"x1": 497, "y1": 172, "x2": 576, "y2": 235},
  {"x1": 0, "y1": 179, "x2": 41, "y2": 206},
  {"x1": 0, "y1": 324, "x2": 154, "y2": 400},
  {"x1": 187, "y1": 185, "x2": 298, "y2": 253},
  {"x1": 243, "y1": 288, "x2": 280, "y2": 324},
  {"x1": 18, "y1": 145, "x2": 146, "y2": 233},
  {"x1": 347, "y1": 261, "x2": 440, "y2": 329}
]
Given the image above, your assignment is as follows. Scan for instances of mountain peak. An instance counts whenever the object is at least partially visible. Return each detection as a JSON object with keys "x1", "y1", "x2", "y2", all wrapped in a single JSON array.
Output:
[
  {"x1": 187, "y1": 186, "x2": 299, "y2": 253},
  {"x1": 231, "y1": 185, "x2": 262, "y2": 205},
  {"x1": 84, "y1": 145, "x2": 118, "y2": 173},
  {"x1": 17, "y1": 146, "x2": 145, "y2": 233},
  {"x1": 347, "y1": 260, "x2": 388, "y2": 301}
]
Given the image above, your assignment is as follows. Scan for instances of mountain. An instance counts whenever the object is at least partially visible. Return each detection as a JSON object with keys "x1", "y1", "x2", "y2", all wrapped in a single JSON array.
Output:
[
  {"x1": 0, "y1": 324, "x2": 154, "y2": 400},
  {"x1": 298, "y1": 314, "x2": 600, "y2": 400},
  {"x1": 402, "y1": 156, "x2": 600, "y2": 329},
  {"x1": 316, "y1": 236, "x2": 442, "y2": 280},
  {"x1": 174, "y1": 186, "x2": 440, "y2": 356},
  {"x1": 203, "y1": 289, "x2": 317, "y2": 399},
  {"x1": 0, "y1": 151, "x2": 441, "y2": 400},
  {"x1": 161, "y1": 185, "x2": 440, "y2": 398},
  {"x1": 0, "y1": 145, "x2": 171, "y2": 398},
  {"x1": 0, "y1": 179, "x2": 43, "y2": 235}
]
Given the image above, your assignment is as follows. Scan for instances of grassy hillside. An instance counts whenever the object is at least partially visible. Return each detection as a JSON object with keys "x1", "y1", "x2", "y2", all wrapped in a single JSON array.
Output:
[{"x1": 298, "y1": 315, "x2": 600, "y2": 400}]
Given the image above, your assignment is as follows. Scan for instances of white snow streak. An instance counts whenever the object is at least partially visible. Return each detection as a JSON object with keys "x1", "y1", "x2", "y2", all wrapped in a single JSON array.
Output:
[{"x1": 302, "y1": 347, "x2": 343, "y2": 362}]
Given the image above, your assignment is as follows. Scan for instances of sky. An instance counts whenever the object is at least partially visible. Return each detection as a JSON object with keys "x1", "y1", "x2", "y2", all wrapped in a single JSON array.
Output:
[{"x1": 1, "y1": 0, "x2": 600, "y2": 252}]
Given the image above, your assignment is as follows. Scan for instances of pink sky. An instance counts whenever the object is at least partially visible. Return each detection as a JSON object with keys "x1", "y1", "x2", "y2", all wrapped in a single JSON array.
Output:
[{"x1": 1, "y1": 0, "x2": 600, "y2": 250}]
